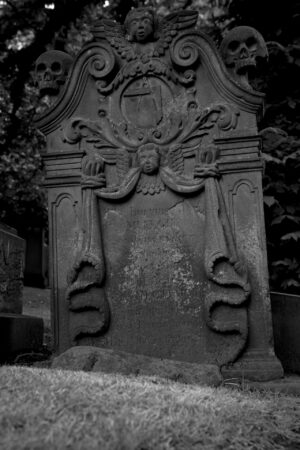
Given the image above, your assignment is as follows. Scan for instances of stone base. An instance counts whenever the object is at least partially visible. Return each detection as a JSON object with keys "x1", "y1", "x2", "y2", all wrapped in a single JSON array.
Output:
[
  {"x1": 271, "y1": 291, "x2": 300, "y2": 374},
  {"x1": 245, "y1": 375, "x2": 300, "y2": 396},
  {"x1": 221, "y1": 349, "x2": 284, "y2": 382},
  {"x1": 52, "y1": 346, "x2": 222, "y2": 387},
  {"x1": 0, "y1": 313, "x2": 44, "y2": 361}
]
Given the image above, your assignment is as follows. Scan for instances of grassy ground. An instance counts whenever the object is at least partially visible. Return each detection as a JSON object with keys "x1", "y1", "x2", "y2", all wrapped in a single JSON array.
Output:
[{"x1": 1, "y1": 366, "x2": 300, "y2": 450}]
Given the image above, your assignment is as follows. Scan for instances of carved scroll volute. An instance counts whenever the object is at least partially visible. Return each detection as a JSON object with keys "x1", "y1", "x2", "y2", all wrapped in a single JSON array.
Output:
[
  {"x1": 87, "y1": 42, "x2": 116, "y2": 92},
  {"x1": 220, "y1": 26, "x2": 268, "y2": 90},
  {"x1": 169, "y1": 32, "x2": 199, "y2": 85}
]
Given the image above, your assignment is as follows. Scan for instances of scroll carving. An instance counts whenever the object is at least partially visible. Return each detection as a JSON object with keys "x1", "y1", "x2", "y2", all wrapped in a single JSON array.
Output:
[
  {"x1": 66, "y1": 156, "x2": 110, "y2": 343},
  {"x1": 88, "y1": 44, "x2": 116, "y2": 80}
]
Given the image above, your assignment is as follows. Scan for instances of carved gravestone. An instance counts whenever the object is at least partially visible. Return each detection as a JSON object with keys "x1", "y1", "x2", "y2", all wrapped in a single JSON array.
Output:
[{"x1": 34, "y1": 8, "x2": 283, "y2": 380}]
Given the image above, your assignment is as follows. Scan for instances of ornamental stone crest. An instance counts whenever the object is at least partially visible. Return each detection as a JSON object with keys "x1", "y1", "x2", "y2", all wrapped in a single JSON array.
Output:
[{"x1": 34, "y1": 7, "x2": 283, "y2": 381}]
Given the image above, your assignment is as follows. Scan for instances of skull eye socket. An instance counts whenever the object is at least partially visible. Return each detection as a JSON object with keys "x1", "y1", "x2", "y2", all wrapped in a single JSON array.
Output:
[
  {"x1": 51, "y1": 61, "x2": 62, "y2": 73},
  {"x1": 228, "y1": 40, "x2": 240, "y2": 53},
  {"x1": 245, "y1": 36, "x2": 258, "y2": 50},
  {"x1": 36, "y1": 63, "x2": 47, "y2": 72}
]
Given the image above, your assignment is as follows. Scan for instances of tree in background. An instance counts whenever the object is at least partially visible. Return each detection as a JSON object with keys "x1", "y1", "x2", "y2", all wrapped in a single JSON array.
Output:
[{"x1": 0, "y1": 0, "x2": 299, "y2": 292}]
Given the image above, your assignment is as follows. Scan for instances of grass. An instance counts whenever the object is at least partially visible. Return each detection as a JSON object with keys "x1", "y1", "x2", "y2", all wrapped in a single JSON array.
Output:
[{"x1": 0, "y1": 366, "x2": 300, "y2": 449}]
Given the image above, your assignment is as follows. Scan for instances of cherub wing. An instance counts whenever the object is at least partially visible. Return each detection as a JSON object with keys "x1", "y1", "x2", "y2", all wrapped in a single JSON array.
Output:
[
  {"x1": 92, "y1": 141, "x2": 118, "y2": 164},
  {"x1": 167, "y1": 144, "x2": 185, "y2": 175},
  {"x1": 153, "y1": 11, "x2": 198, "y2": 57},
  {"x1": 94, "y1": 144, "x2": 130, "y2": 182},
  {"x1": 116, "y1": 149, "x2": 131, "y2": 181},
  {"x1": 92, "y1": 19, "x2": 135, "y2": 61}
]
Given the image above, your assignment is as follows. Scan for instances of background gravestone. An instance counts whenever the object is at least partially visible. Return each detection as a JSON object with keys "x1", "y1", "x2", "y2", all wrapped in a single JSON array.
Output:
[
  {"x1": 34, "y1": 7, "x2": 283, "y2": 381},
  {"x1": 271, "y1": 291, "x2": 300, "y2": 374},
  {"x1": 0, "y1": 223, "x2": 43, "y2": 360},
  {"x1": 0, "y1": 223, "x2": 25, "y2": 314}
]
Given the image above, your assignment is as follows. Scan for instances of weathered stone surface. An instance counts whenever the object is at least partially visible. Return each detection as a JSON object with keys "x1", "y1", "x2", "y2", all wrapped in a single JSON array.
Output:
[
  {"x1": 0, "y1": 223, "x2": 26, "y2": 314},
  {"x1": 33, "y1": 50, "x2": 74, "y2": 111},
  {"x1": 245, "y1": 375, "x2": 300, "y2": 396},
  {"x1": 0, "y1": 313, "x2": 44, "y2": 360},
  {"x1": 220, "y1": 26, "x2": 268, "y2": 89},
  {"x1": 52, "y1": 346, "x2": 222, "y2": 386},
  {"x1": 34, "y1": 7, "x2": 283, "y2": 381},
  {"x1": 271, "y1": 291, "x2": 300, "y2": 374},
  {"x1": 221, "y1": 350, "x2": 284, "y2": 381}
]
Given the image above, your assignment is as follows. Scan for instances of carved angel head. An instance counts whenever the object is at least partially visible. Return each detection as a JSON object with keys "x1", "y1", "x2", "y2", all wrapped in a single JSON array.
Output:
[
  {"x1": 125, "y1": 7, "x2": 156, "y2": 43},
  {"x1": 137, "y1": 143, "x2": 160, "y2": 174}
]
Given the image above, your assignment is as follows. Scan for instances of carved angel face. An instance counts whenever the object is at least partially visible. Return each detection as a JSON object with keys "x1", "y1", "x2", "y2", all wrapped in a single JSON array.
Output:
[
  {"x1": 34, "y1": 50, "x2": 73, "y2": 96},
  {"x1": 126, "y1": 10, "x2": 154, "y2": 43},
  {"x1": 137, "y1": 144, "x2": 160, "y2": 174}
]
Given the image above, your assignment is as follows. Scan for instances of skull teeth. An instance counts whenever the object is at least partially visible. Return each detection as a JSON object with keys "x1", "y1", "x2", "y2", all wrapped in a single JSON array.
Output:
[{"x1": 236, "y1": 58, "x2": 256, "y2": 72}]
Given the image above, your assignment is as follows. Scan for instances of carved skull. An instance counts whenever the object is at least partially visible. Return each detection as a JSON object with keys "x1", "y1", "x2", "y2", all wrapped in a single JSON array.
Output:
[
  {"x1": 34, "y1": 50, "x2": 73, "y2": 96},
  {"x1": 220, "y1": 26, "x2": 268, "y2": 86}
]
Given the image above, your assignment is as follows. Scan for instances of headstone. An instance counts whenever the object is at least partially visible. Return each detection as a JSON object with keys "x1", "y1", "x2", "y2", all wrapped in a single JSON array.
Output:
[
  {"x1": 271, "y1": 292, "x2": 300, "y2": 374},
  {"x1": 0, "y1": 223, "x2": 43, "y2": 360},
  {"x1": 34, "y1": 7, "x2": 283, "y2": 381},
  {"x1": 24, "y1": 227, "x2": 49, "y2": 288},
  {"x1": 0, "y1": 223, "x2": 25, "y2": 314}
]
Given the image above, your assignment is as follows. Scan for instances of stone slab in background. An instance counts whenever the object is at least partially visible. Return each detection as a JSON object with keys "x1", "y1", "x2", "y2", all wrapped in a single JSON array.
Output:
[
  {"x1": 0, "y1": 313, "x2": 44, "y2": 360},
  {"x1": 271, "y1": 291, "x2": 300, "y2": 374},
  {"x1": 0, "y1": 223, "x2": 26, "y2": 314},
  {"x1": 52, "y1": 346, "x2": 222, "y2": 387}
]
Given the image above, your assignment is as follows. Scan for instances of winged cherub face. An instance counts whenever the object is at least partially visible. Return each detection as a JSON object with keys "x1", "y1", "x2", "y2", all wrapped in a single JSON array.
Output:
[
  {"x1": 126, "y1": 10, "x2": 154, "y2": 43},
  {"x1": 137, "y1": 144, "x2": 160, "y2": 174}
]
